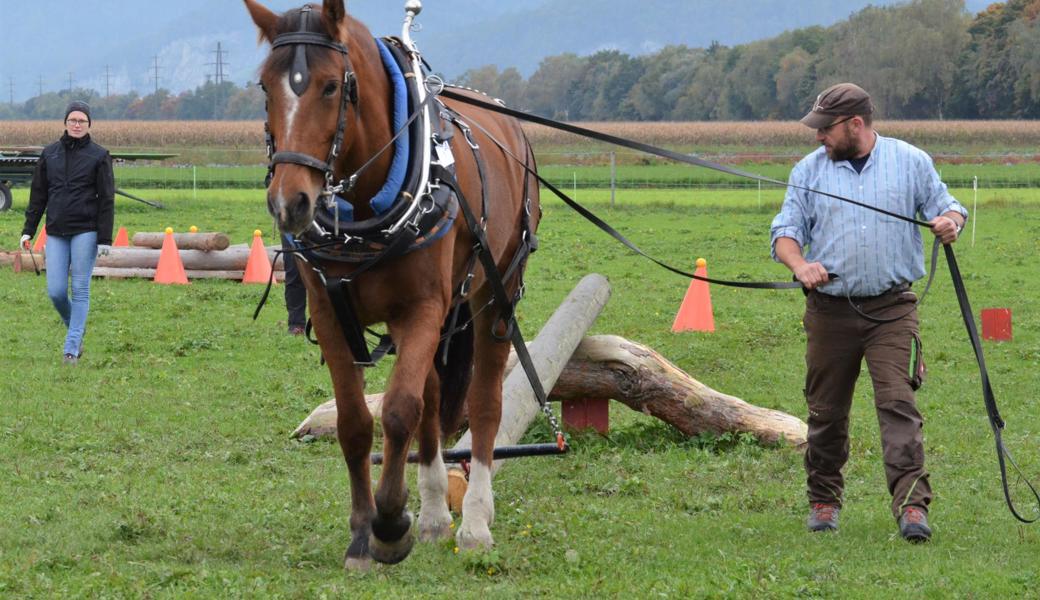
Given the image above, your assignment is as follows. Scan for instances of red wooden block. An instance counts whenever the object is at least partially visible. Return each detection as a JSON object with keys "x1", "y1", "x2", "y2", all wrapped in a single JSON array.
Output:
[
  {"x1": 981, "y1": 308, "x2": 1012, "y2": 341},
  {"x1": 562, "y1": 398, "x2": 609, "y2": 434}
]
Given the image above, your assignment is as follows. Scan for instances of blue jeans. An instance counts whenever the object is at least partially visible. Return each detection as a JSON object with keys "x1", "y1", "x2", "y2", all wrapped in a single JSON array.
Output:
[{"x1": 45, "y1": 232, "x2": 98, "y2": 356}]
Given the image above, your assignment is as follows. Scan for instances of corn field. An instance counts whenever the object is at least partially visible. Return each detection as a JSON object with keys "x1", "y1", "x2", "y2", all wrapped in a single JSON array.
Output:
[{"x1": 4, "y1": 120, "x2": 1040, "y2": 154}]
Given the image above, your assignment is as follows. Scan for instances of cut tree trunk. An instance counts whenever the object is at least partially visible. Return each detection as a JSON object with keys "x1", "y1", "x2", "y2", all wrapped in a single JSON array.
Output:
[{"x1": 131, "y1": 232, "x2": 231, "y2": 251}]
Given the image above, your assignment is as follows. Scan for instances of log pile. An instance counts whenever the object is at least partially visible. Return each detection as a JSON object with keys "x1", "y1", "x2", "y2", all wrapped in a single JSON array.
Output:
[{"x1": 5, "y1": 231, "x2": 285, "y2": 281}]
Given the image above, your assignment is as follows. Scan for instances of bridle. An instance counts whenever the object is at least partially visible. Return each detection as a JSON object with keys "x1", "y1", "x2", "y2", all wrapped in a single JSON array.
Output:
[{"x1": 263, "y1": 6, "x2": 358, "y2": 202}]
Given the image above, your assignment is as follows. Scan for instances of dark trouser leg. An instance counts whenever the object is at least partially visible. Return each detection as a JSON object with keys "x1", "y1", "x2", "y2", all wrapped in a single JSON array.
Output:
[
  {"x1": 803, "y1": 292, "x2": 864, "y2": 507},
  {"x1": 282, "y1": 241, "x2": 307, "y2": 328},
  {"x1": 862, "y1": 296, "x2": 932, "y2": 518}
]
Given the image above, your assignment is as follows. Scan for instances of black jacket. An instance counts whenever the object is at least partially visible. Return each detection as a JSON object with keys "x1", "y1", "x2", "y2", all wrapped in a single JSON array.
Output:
[{"x1": 22, "y1": 132, "x2": 115, "y2": 245}]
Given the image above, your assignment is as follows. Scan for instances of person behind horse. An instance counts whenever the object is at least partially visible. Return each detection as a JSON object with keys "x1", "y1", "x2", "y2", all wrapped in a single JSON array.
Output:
[
  {"x1": 282, "y1": 236, "x2": 307, "y2": 335},
  {"x1": 771, "y1": 83, "x2": 967, "y2": 542},
  {"x1": 20, "y1": 101, "x2": 115, "y2": 365}
]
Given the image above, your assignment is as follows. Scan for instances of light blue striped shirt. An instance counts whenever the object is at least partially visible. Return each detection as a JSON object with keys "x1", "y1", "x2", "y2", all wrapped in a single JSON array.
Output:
[{"x1": 771, "y1": 134, "x2": 967, "y2": 297}]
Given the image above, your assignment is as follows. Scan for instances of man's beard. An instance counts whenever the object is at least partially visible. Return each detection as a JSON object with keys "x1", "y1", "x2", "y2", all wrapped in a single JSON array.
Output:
[{"x1": 825, "y1": 130, "x2": 860, "y2": 161}]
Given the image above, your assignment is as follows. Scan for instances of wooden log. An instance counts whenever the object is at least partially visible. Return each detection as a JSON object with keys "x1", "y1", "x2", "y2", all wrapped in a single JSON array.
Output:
[
  {"x1": 131, "y1": 232, "x2": 231, "y2": 251},
  {"x1": 453, "y1": 273, "x2": 612, "y2": 474},
  {"x1": 545, "y1": 335, "x2": 807, "y2": 447},
  {"x1": 90, "y1": 266, "x2": 285, "y2": 281},
  {"x1": 92, "y1": 246, "x2": 285, "y2": 270},
  {"x1": 293, "y1": 334, "x2": 808, "y2": 448}
]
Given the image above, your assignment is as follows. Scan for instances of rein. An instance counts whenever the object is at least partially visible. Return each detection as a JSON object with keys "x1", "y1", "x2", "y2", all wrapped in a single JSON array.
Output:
[{"x1": 441, "y1": 88, "x2": 1040, "y2": 524}]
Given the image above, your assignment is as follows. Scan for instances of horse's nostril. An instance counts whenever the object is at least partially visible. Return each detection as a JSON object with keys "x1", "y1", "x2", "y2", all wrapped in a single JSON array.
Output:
[{"x1": 288, "y1": 192, "x2": 312, "y2": 224}]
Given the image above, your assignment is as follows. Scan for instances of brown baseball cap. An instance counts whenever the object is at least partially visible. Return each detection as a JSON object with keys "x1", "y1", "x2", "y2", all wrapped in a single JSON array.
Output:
[{"x1": 800, "y1": 83, "x2": 873, "y2": 129}]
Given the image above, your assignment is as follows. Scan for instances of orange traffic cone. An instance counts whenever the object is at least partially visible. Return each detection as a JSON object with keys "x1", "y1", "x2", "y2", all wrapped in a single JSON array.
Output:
[
  {"x1": 154, "y1": 227, "x2": 189, "y2": 285},
  {"x1": 242, "y1": 229, "x2": 275, "y2": 284},
  {"x1": 32, "y1": 225, "x2": 47, "y2": 252},
  {"x1": 671, "y1": 257, "x2": 715, "y2": 333},
  {"x1": 113, "y1": 226, "x2": 130, "y2": 247}
]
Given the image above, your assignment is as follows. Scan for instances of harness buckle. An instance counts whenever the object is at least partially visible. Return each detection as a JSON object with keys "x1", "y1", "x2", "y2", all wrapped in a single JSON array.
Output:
[{"x1": 460, "y1": 272, "x2": 475, "y2": 297}]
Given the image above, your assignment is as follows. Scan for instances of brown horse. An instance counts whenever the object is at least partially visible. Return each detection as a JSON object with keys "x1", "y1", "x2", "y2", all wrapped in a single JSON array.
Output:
[{"x1": 245, "y1": 0, "x2": 539, "y2": 568}]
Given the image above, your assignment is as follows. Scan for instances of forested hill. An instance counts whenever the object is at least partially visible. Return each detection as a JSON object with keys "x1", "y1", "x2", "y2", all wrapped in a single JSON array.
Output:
[{"x1": 426, "y1": 0, "x2": 991, "y2": 75}]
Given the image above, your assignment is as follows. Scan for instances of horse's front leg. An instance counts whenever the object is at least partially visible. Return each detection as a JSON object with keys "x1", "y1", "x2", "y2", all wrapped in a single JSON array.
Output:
[
  {"x1": 368, "y1": 303, "x2": 445, "y2": 564},
  {"x1": 304, "y1": 276, "x2": 376, "y2": 571}
]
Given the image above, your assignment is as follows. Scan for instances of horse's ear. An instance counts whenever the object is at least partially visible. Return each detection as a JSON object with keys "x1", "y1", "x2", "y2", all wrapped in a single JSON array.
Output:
[
  {"x1": 322, "y1": 0, "x2": 347, "y2": 36},
  {"x1": 244, "y1": 0, "x2": 280, "y2": 44}
]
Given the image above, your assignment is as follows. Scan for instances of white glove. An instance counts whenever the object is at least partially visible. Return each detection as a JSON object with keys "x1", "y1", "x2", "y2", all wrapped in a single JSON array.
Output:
[{"x1": 19, "y1": 234, "x2": 31, "y2": 249}]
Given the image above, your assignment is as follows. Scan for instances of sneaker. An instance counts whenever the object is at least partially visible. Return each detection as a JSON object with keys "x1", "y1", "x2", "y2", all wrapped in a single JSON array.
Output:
[
  {"x1": 807, "y1": 503, "x2": 840, "y2": 532},
  {"x1": 288, "y1": 325, "x2": 305, "y2": 336},
  {"x1": 898, "y1": 506, "x2": 932, "y2": 542},
  {"x1": 63, "y1": 353, "x2": 79, "y2": 366}
]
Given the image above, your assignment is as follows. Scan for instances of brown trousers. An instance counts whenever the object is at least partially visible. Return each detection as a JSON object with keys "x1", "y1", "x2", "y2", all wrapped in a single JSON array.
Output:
[{"x1": 802, "y1": 288, "x2": 932, "y2": 518}]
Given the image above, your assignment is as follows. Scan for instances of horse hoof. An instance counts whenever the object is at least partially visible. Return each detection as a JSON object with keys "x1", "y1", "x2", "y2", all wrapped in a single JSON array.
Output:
[
  {"x1": 344, "y1": 555, "x2": 372, "y2": 572},
  {"x1": 369, "y1": 530, "x2": 415, "y2": 564},
  {"x1": 456, "y1": 522, "x2": 494, "y2": 551},
  {"x1": 418, "y1": 519, "x2": 452, "y2": 542},
  {"x1": 369, "y1": 512, "x2": 415, "y2": 564}
]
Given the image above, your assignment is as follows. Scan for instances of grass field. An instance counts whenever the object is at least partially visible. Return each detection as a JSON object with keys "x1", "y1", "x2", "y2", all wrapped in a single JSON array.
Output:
[{"x1": 2, "y1": 181, "x2": 1039, "y2": 597}]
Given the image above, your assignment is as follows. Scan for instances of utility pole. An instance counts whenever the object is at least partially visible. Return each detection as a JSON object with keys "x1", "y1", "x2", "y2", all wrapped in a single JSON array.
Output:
[
  {"x1": 104, "y1": 65, "x2": 112, "y2": 97},
  {"x1": 67, "y1": 72, "x2": 74, "y2": 95},
  {"x1": 37, "y1": 76, "x2": 44, "y2": 97},
  {"x1": 209, "y1": 42, "x2": 230, "y2": 85},
  {"x1": 151, "y1": 56, "x2": 162, "y2": 93},
  {"x1": 8, "y1": 78, "x2": 14, "y2": 105}
]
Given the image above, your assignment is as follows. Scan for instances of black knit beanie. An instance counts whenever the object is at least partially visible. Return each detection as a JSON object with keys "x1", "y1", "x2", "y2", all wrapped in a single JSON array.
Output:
[{"x1": 65, "y1": 100, "x2": 92, "y2": 125}]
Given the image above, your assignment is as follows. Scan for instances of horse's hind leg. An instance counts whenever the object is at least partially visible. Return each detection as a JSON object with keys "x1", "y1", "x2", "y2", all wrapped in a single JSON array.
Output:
[
  {"x1": 368, "y1": 304, "x2": 445, "y2": 564},
  {"x1": 417, "y1": 369, "x2": 452, "y2": 542},
  {"x1": 456, "y1": 308, "x2": 510, "y2": 551}
]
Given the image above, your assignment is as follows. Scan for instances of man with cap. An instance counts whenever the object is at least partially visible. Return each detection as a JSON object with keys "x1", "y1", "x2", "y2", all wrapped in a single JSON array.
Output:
[
  {"x1": 770, "y1": 83, "x2": 967, "y2": 542},
  {"x1": 20, "y1": 100, "x2": 115, "y2": 365}
]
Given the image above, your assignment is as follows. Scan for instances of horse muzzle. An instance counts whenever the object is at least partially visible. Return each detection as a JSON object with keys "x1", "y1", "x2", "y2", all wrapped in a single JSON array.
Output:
[{"x1": 268, "y1": 189, "x2": 318, "y2": 236}]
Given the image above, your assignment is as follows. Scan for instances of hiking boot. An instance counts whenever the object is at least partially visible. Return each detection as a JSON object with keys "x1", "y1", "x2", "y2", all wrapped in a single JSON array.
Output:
[
  {"x1": 63, "y1": 353, "x2": 79, "y2": 366},
  {"x1": 807, "y1": 503, "x2": 840, "y2": 532},
  {"x1": 899, "y1": 506, "x2": 932, "y2": 542}
]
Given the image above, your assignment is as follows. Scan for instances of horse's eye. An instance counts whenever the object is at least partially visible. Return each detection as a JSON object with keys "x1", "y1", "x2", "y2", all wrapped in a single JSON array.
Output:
[
  {"x1": 258, "y1": 82, "x2": 268, "y2": 94},
  {"x1": 322, "y1": 82, "x2": 339, "y2": 98}
]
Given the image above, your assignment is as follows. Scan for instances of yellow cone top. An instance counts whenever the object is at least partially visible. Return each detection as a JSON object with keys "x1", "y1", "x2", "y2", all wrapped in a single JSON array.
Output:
[
  {"x1": 189, "y1": 226, "x2": 198, "y2": 233},
  {"x1": 253, "y1": 229, "x2": 262, "y2": 238},
  {"x1": 165, "y1": 227, "x2": 173, "y2": 235},
  {"x1": 696, "y1": 258, "x2": 707, "y2": 268}
]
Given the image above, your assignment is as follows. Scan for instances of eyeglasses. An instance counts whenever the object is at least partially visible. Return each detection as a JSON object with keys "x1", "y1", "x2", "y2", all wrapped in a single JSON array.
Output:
[
  {"x1": 817, "y1": 115, "x2": 854, "y2": 135},
  {"x1": 66, "y1": 118, "x2": 89, "y2": 126}
]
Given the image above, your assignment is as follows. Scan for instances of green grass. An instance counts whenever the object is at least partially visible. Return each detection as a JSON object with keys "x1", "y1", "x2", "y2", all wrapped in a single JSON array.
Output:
[{"x1": 2, "y1": 185, "x2": 1040, "y2": 597}]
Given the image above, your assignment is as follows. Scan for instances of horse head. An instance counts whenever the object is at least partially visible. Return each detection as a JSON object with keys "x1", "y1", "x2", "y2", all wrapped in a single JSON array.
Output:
[{"x1": 247, "y1": 0, "x2": 386, "y2": 235}]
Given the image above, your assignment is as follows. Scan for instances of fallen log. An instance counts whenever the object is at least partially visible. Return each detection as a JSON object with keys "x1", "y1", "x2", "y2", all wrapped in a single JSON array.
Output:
[
  {"x1": 131, "y1": 231, "x2": 231, "y2": 251},
  {"x1": 96, "y1": 246, "x2": 284, "y2": 270},
  {"x1": 293, "y1": 334, "x2": 807, "y2": 448},
  {"x1": 91, "y1": 267, "x2": 285, "y2": 280}
]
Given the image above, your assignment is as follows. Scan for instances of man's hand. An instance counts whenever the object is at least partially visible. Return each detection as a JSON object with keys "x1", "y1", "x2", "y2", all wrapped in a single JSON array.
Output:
[
  {"x1": 929, "y1": 214, "x2": 962, "y2": 245},
  {"x1": 19, "y1": 234, "x2": 31, "y2": 250},
  {"x1": 793, "y1": 262, "x2": 830, "y2": 290}
]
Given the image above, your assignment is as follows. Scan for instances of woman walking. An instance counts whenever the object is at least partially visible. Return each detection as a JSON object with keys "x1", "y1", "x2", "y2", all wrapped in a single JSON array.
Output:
[{"x1": 20, "y1": 101, "x2": 114, "y2": 365}]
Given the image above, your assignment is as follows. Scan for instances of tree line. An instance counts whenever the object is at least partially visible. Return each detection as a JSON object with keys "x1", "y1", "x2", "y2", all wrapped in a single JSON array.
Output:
[{"x1": 1, "y1": 0, "x2": 1037, "y2": 122}]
